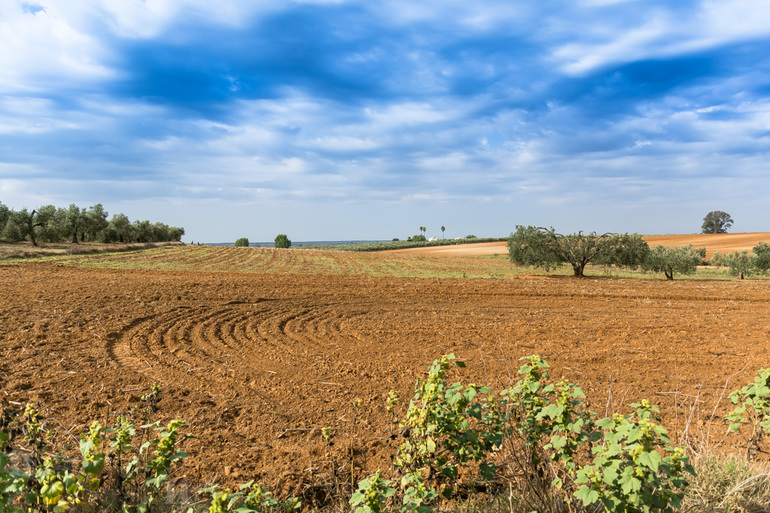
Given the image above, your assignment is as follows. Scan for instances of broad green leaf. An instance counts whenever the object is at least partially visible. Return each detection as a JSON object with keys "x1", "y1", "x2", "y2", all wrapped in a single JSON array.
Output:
[
  {"x1": 81, "y1": 455, "x2": 105, "y2": 476},
  {"x1": 479, "y1": 462, "x2": 496, "y2": 481},
  {"x1": 638, "y1": 450, "x2": 661, "y2": 471},
  {"x1": 574, "y1": 485, "x2": 599, "y2": 506}
]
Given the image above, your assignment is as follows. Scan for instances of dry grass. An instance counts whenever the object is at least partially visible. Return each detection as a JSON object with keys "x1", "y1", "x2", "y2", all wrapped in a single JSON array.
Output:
[{"x1": 0, "y1": 241, "x2": 182, "y2": 260}]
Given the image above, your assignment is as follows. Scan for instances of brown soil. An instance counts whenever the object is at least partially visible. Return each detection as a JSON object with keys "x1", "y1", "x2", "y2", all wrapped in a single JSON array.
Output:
[
  {"x1": 396, "y1": 233, "x2": 770, "y2": 259},
  {"x1": 2, "y1": 262, "x2": 769, "y2": 503}
]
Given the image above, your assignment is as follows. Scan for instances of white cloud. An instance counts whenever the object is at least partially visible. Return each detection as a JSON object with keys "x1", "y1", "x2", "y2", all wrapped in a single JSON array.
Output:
[
  {"x1": 552, "y1": 10, "x2": 673, "y2": 75},
  {"x1": 551, "y1": 1, "x2": 770, "y2": 75},
  {"x1": 302, "y1": 136, "x2": 379, "y2": 152},
  {"x1": 0, "y1": 2, "x2": 115, "y2": 93}
]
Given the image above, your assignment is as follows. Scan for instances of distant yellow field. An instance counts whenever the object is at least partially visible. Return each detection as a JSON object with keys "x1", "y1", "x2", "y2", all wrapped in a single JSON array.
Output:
[{"x1": 392, "y1": 233, "x2": 770, "y2": 260}]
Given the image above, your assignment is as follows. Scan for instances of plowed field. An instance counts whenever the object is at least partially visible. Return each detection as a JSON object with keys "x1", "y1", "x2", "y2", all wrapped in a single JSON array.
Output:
[{"x1": 2, "y1": 246, "x2": 770, "y2": 502}]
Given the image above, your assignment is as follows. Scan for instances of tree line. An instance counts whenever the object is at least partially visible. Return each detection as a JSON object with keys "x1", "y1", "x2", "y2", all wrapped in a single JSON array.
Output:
[
  {"x1": 0, "y1": 202, "x2": 184, "y2": 246},
  {"x1": 508, "y1": 225, "x2": 770, "y2": 279}
]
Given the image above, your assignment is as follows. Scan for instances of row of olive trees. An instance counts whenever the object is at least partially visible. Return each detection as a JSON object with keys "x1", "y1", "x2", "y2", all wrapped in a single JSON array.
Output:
[
  {"x1": 507, "y1": 226, "x2": 707, "y2": 280},
  {"x1": 0, "y1": 201, "x2": 184, "y2": 246},
  {"x1": 711, "y1": 242, "x2": 770, "y2": 278}
]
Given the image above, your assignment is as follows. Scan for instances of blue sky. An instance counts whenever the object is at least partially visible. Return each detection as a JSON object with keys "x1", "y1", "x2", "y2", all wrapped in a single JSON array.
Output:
[{"x1": 2, "y1": 0, "x2": 769, "y2": 242}]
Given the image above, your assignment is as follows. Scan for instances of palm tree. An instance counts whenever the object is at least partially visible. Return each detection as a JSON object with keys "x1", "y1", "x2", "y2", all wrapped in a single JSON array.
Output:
[{"x1": 441, "y1": 226, "x2": 445, "y2": 239}]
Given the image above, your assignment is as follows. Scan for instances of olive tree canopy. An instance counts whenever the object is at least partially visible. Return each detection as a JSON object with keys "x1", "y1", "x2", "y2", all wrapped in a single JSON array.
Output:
[
  {"x1": 507, "y1": 226, "x2": 649, "y2": 277},
  {"x1": 642, "y1": 245, "x2": 705, "y2": 280}
]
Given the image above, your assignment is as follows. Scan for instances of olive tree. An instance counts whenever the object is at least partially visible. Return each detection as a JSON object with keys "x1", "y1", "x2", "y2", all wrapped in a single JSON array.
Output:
[
  {"x1": 2, "y1": 207, "x2": 55, "y2": 246},
  {"x1": 234, "y1": 237, "x2": 249, "y2": 247},
  {"x1": 81, "y1": 204, "x2": 109, "y2": 241},
  {"x1": 724, "y1": 250, "x2": 753, "y2": 278},
  {"x1": 102, "y1": 213, "x2": 134, "y2": 243},
  {"x1": 53, "y1": 204, "x2": 84, "y2": 243},
  {"x1": 274, "y1": 234, "x2": 291, "y2": 248},
  {"x1": 0, "y1": 202, "x2": 9, "y2": 234},
  {"x1": 701, "y1": 211, "x2": 733, "y2": 234},
  {"x1": 752, "y1": 242, "x2": 770, "y2": 272},
  {"x1": 642, "y1": 245, "x2": 705, "y2": 280},
  {"x1": 507, "y1": 226, "x2": 649, "y2": 277}
]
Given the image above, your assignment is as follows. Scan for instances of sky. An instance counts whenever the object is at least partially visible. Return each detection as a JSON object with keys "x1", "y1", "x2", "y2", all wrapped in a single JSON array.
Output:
[{"x1": 1, "y1": 0, "x2": 769, "y2": 242}]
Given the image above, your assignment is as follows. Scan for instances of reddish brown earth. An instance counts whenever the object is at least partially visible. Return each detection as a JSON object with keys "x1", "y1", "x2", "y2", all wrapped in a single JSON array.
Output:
[{"x1": 2, "y1": 262, "x2": 770, "y2": 504}]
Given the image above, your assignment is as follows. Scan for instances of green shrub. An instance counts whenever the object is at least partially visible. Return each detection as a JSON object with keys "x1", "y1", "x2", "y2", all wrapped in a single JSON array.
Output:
[
  {"x1": 353, "y1": 354, "x2": 695, "y2": 513},
  {"x1": 201, "y1": 481, "x2": 301, "y2": 512},
  {"x1": 234, "y1": 238, "x2": 249, "y2": 247},
  {"x1": 575, "y1": 401, "x2": 694, "y2": 513},
  {"x1": 274, "y1": 234, "x2": 291, "y2": 249},
  {"x1": 726, "y1": 368, "x2": 770, "y2": 460},
  {"x1": 0, "y1": 392, "x2": 194, "y2": 512}
]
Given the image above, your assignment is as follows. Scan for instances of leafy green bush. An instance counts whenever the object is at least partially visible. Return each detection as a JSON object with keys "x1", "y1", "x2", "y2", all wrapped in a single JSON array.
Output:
[
  {"x1": 575, "y1": 401, "x2": 693, "y2": 513},
  {"x1": 0, "y1": 393, "x2": 194, "y2": 512},
  {"x1": 352, "y1": 354, "x2": 694, "y2": 513},
  {"x1": 274, "y1": 234, "x2": 291, "y2": 249},
  {"x1": 201, "y1": 481, "x2": 301, "y2": 513},
  {"x1": 726, "y1": 368, "x2": 770, "y2": 460},
  {"x1": 395, "y1": 354, "x2": 505, "y2": 500},
  {"x1": 234, "y1": 238, "x2": 249, "y2": 248}
]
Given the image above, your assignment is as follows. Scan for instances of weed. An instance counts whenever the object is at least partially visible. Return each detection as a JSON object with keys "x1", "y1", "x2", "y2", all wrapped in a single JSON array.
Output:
[
  {"x1": 141, "y1": 383, "x2": 162, "y2": 414},
  {"x1": 726, "y1": 368, "x2": 770, "y2": 460}
]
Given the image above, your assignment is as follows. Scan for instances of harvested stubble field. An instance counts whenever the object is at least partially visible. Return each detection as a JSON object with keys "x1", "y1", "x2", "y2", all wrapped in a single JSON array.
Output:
[{"x1": 1, "y1": 241, "x2": 770, "y2": 503}]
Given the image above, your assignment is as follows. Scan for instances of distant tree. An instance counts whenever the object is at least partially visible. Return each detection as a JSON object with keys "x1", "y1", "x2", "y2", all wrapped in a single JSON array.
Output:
[
  {"x1": 274, "y1": 234, "x2": 291, "y2": 248},
  {"x1": 701, "y1": 211, "x2": 733, "y2": 234},
  {"x1": 55, "y1": 204, "x2": 84, "y2": 243},
  {"x1": 642, "y1": 245, "x2": 705, "y2": 280},
  {"x1": 466, "y1": 235, "x2": 477, "y2": 239},
  {"x1": 2, "y1": 209, "x2": 27, "y2": 242},
  {"x1": 709, "y1": 251, "x2": 725, "y2": 267},
  {"x1": 723, "y1": 250, "x2": 753, "y2": 278},
  {"x1": 32, "y1": 205, "x2": 60, "y2": 242},
  {"x1": 753, "y1": 242, "x2": 770, "y2": 272},
  {"x1": 407, "y1": 234, "x2": 427, "y2": 242},
  {"x1": 1, "y1": 207, "x2": 54, "y2": 246},
  {"x1": 420, "y1": 226, "x2": 426, "y2": 238},
  {"x1": 132, "y1": 220, "x2": 153, "y2": 242},
  {"x1": 234, "y1": 237, "x2": 249, "y2": 247},
  {"x1": 0, "y1": 202, "x2": 9, "y2": 235},
  {"x1": 81, "y1": 204, "x2": 109, "y2": 241},
  {"x1": 167, "y1": 226, "x2": 185, "y2": 242},
  {"x1": 441, "y1": 226, "x2": 445, "y2": 239},
  {"x1": 508, "y1": 226, "x2": 649, "y2": 277},
  {"x1": 108, "y1": 213, "x2": 134, "y2": 243},
  {"x1": 150, "y1": 222, "x2": 169, "y2": 242}
]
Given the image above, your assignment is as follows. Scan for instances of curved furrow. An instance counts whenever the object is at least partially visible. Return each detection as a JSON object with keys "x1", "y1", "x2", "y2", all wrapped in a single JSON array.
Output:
[
  {"x1": 105, "y1": 299, "x2": 389, "y2": 420},
  {"x1": 109, "y1": 311, "x2": 183, "y2": 376}
]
